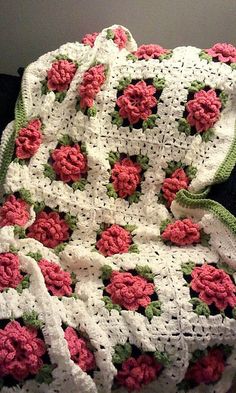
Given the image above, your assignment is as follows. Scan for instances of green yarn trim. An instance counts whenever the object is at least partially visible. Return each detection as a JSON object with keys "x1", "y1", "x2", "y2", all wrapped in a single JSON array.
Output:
[{"x1": 175, "y1": 189, "x2": 236, "y2": 236}]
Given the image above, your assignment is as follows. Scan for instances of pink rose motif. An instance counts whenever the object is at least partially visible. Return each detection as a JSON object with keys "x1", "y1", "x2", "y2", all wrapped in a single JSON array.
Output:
[
  {"x1": 38, "y1": 259, "x2": 72, "y2": 296},
  {"x1": 111, "y1": 158, "x2": 142, "y2": 198},
  {"x1": 64, "y1": 327, "x2": 96, "y2": 372},
  {"x1": 135, "y1": 44, "x2": 169, "y2": 60},
  {"x1": 78, "y1": 64, "x2": 106, "y2": 109},
  {"x1": 161, "y1": 218, "x2": 201, "y2": 246},
  {"x1": 82, "y1": 32, "x2": 99, "y2": 47},
  {"x1": 27, "y1": 211, "x2": 70, "y2": 248},
  {"x1": 96, "y1": 224, "x2": 132, "y2": 257},
  {"x1": 161, "y1": 168, "x2": 190, "y2": 206},
  {"x1": 190, "y1": 264, "x2": 236, "y2": 311},
  {"x1": 51, "y1": 144, "x2": 87, "y2": 183},
  {"x1": 0, "y1": 253, "x2": 23, "y2": 291},
  {"x1": 116, "y1": 81, "x2": 157, "y2": 125},
  {"x1": 47, "y1": 59, "x2": 77, "y2": 92},
  {"x1": 186, "y1": 89, "x2": 222, "y2": 133},
  {"x1": 206, "y1": 43, "x2": 236, "y2": 63},
  {"x1": 15, "y1": 119, "x2": 42, "y2": 159},
  {"x1": 0, "y1": 195, "x2": 30, "y2": 228},
  {"x1": 113, "y1": 27, "x2": 128, "y2": 50},
  {"x1": 0, "y1": 321, "x2": 46, "y2": 381},
  {"x1": 116, "y1": 355, "x2": 162, "y2": 391},
  {"x1": 185, "y1": 348, "x2": 225, "y2": 385},
  {"x1": 105, "y1": 271, "x2": 154, "y2": 311}
]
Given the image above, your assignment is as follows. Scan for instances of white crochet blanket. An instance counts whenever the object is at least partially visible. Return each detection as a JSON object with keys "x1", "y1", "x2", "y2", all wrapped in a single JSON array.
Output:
[{"x1": 0, "y1": 25, "x2": 236, "y2": 393}]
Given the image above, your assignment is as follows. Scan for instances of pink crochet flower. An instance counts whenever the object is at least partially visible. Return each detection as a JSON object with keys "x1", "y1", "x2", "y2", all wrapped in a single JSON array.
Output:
[
  {"x1": 78, "y1": 64, "x2": 106, "y2": 109},
  {"x1": 190, "y1": 264, "x2": 236, "y2": 311},
  {"x1": 51, "y1": 144, "x2": 87, "y2": 183},
  {"x1": 206, "y1": 43, "x2": 236, "y2": 63},
  {"x1": 38, "y1": 259, "x2": 72, "y2": 296},
  {"x1": 161, "y1": 168, "x2": 190, "y2": 206},
  {"x1": 0, "y1": 253, "x2": 23, "y2": 291},
  {"x1": 47, "y1": 60, "x2": 77, "y2": 92},
  {"x1": 113, "y1": 27, "x2": 128, "y2": 50},
  {"x1": 82, "y1": 32, "x2": 99, "y2": 47},
  {"x1": 0, "y1": 195, "x2": 30, "y2": 227},
  {"x1": 161, "y1": 219, "x2": 201, "y2": 246},
  {"x1": 105, "y1": 271, "x2": 154, "y2": 311},
  {"x1": 135, "y1": 44, "x2": 169, "y2": 60},
  {"x1": 185, "y1": 348, "x2": 225, "y2": 385},
  {"x1": 0, "y1": 321, "x2": 46, "y2": 381},
  {"x1": 116, "y1": 81, "x2": 157, "y2": 125},
  {"x1": 96, "y1": 224, "x2": 132, "y2": 256},
  {"x1": 15, "y1": 119, "x2": 42, "y2": 159},
  {"x1": 27, "y1": 211, "x2": 69, "y2": 248},
  {"x1": 186, "y1": 89, "x2": 222, "y2": 133},
  {"x1": 111, "y1": 158, "x2": 142, "y2": 198},
  {"x1": 116, "y1": 355, "x2": 162, "y2": 391},
  {"x1": 64, "y1": 327, "x2": 96, "y2": 372}
]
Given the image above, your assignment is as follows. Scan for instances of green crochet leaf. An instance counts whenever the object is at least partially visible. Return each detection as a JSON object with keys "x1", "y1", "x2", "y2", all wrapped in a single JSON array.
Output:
[
  {"x1": 27, "y1": 252, "x2": 43, "y2": 262},
  {"x1": 128, "y1": 191, "x2": 141, "y2": 204},
  {"x1": 111, "y1": 111, "x2": 123, "y2": 128},
  {"x1": 13, "y1": 158, "x2": 26, "y2": 165},
  {"x1": 165, "y1": 161, "x2": 183, "y2": 176},
  {"x1": 34, "y1": 201, "x2": 46, "y2": 213},
  {"x1": 153, "y1": 77, "x2": 165, "y2": 90},
  {"x1": 54, "y1": 243, "x2": 67, "y2": 255},
  {"x1": 19, "y1": 188, "x2": 34, "y2": 205},
  {"x1": 87, "y1": 106, "x2": 97, "y2": 117},
  {"x1": 159, "y1": 219, "x2": 171, "y2": 234},
  {"x1": 72, "y1": 178, "x2": 87, "y2": 191},
  {"x1": 154, "y1": 350, "x2": 171, "y2": 366},
  {"x1": 188, "y1": 80, "x2": 205, "y2": 93},
  {"x1": 43, "y1": 164, "x2": 56, "y2": 181},
  {"x1": 117, "y1": 76, "x2": 132, "y2": 91},
  {"x1": 112, "y1": 343, "x2": 132, "y2": 365},
  {"x1": 80, "y1": 142, "x2": 87, "y2": 154},
  {"x1": 106, "y1": 29, "x2": 115, "y2": 40},
  {"x1": 35, "y1": 364, "x2": 55, "y2": 385},
  {"x1": 55, "y1": 91, "x2": 66, "y2": 103},
  {"x1": 106, "y1": 183, "x2": 118, "y2": 199},
  {"x1": 199, "y1": 50, "x2": 212, "y2": 62},
  {"x1": 123, "y1": 225, "x2": 137, "y2": 233},
  {"x1": 16, "y1": 274, "x2": 30, "y2": 293},
  {"x1": 136, "y1": 154, "x2": 149, "y2": 170},
  {"x1": 102, "y1": 296, "x2": 121, "y2": 313},
  {"x1": 178, "y1": 118, "x2": 191, "y2": 135},
  {"x1": 126, "y1": 53, "x2": 137, "y2": 62},
  {"x1": 58, "y1": 134, "x2": 73, "y2": 146},
  {"x1": 217, "y1": 261, "x2": 235, "y2": 275},
  {"x1": 14, "y1": 225, "x2": 26, "y2": 239},
  {"x1": 41, "y1": 80, "x2": 49, "y2": 95},
  {"x1": 128, "y1": 244, "x2": 139, "y2": 253},
  {"x1": 181, "y1": 260, "x2": 195, "y2": 275},
  {"x1": 65, "y1": 213, "x2": 77, "y2": 231},
  {"x1": 219, "y1": 91, "x2": 228, "y2": 109},
  {"x1": 190, "y1": 298, "x2": 210, "y2": 317},
  {"x1": 22, "y1": 310, "x2": 43, "y2": 329},
  {"x1": 143, "y1": 114, "x2": 158, "y2": 130},
  {"x1": 200, "y1": 229, "x2": 211, "y2": 247},
  {"x1": 55, "y1": 54, "x2": 70, "y2": 61},
  {"x1": 231, "y1": 63, "x2": 236, "y2": 70},
  {"x1": 9, "y1": 245, "x2": 18, "y2": 253},
  {"x1": 107, "y1": 151, "x2": 120, "y2": 166},
  {"x1": 185, "y1": 165, "x2": 197, "y2": 180},
  {"x1": 100, "y1": 265, "x2": 113, "y2": 280},
  {"x1": 145, "y1": 301, "x2": 162, "y2": 320},
  {"x1": 201, "y1": 128, "x2": 214, "y2": 142},
  {"x1": 159, "y1": 52, "x2": 172, "y2": 61},
  {"x1": 135, "y1": 265, "x2": 155, "y2": 281}
]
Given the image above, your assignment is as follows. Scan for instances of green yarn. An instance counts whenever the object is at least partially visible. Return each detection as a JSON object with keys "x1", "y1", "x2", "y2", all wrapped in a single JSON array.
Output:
[
  {"x1": 154, "y1": 350, "x2": 171, "y2": 366},
  {"x1": 178, "y1": 118, "x2": 191, "y2": 135},
  {"x1": 100, "y1": 265, "x2": 113, "y2": 280},
  {"x1": 112, "y1": 343, "x2": 132, "y2": 364},
  {"x1": 188, "y1": 80, "x2": 205, "y2": 93},
  {"x1": 87, "y1": 106, "x2": 97, "y2": 117},
  {"x1": 16, "y1": 274, "x2": 30, "y2": 293},
  {"x1": 201, "y1": 128, "x2": 214, "y2": 142},
  {"x1": 128, "y1": 244, "x2": 139, "y2": 253},
  {"x1": 64, "y1": 213, "x2": 77, "y2": 230},
  {"x1": 181, "y1": 260, "x2": 195, "y2": 275},
  {"x1": 34, "y1": 201, "x2": 46, "y2": 213},
  {"x1": 53, "y1": 242, "x2": 67, "y2": 255},
  {"x1": 106, "y1": 183, "x2": 118, "y2": 199},
  {"x1": 19, "y1": 188, "x2": 34, "y2": 205},
  {"x1": 22, "y1": 310, "x2": 43, "y2": 329},
  {"x1": 26, "y1": 252, "x2": 43, "y2": 262},
  {"x1": 117, "y1": 76, "x2": 132, "y2": 91},
  {"x1": 199, "y1": 50, "x2": 212, "y2": 62},
  {"x1": 214, "y1": 121, "x2": 236, "y2": 184},
  {"x1": 135, "y1": 265, "x2": 155, "y2": 282},
  {"x1": 159, "y1": 219, "x2": 171, "y2": 234},
  {"x1": 123, "y1": 224, "x2": 137, "y2": 233},
  {"x1": 190, "y1": 298, "x2": 210, "y2": 317},
  {"x1": 43, "y1": 164, "x2": 56, "y2": 181},
  {"x1": 102, "y1": 296, "x2": 121, "y2": 313},
  {"x1": 143, "y1": 114, "x2": 158, "y2": 130},
  {"x1": 35, "y1": 364, "x2": 55, "y2": 384},
  {"x1": 111, "y1": 110, "x2": 123, "y2": 128},
  {"x1": 153, "y1": 77, "x2": 165, "y2": 90},
  {"x1": 145, "y1": 301, "x2": 162, "y2": 320},
  {"x1": 58, "y1": 134, "x2": 73, "y2": 146},
  {"x1": 136, "y1": 154, "x2": 149, "y2": 170},
  {"x1": 72, "y1": 179, "x2": 87, "y2": 191},
  {"x1": 107, "y1": 151, "x2": 120, "y2": 166},
  {"x1": 14, "y1": 225, "x2": 26, "y2": 239},
  {"x1": 128, "y1": 191, "x2": 141, "y2": 204}
]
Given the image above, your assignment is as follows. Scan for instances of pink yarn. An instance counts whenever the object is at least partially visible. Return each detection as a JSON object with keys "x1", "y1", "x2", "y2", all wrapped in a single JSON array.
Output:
[
  {"x1": 38, "y1": 259, "x2": 72, "y2": 296},
  {"x1": 206, "y1": 43, "x2": 236, "y2": 63},
  {"x1": 161, "y1": 168, "x2": 189, "y2": 206},
  {"x1": 190, "y1": 264, "x2": 236, "y2": 311},
  {"x1": 111, "y1": 158, "x2": 142, "y2": 198},
  {"x1": 78, "y1": 64, "x2": 106, "y2": 109},
  {"x1": 135, "y1": 44, "x2": 169, "y2": 60},
  {"x1": 27, "y1": 211, "x2": 70, "y2": 248},
  {"x1": 113, "y1": 27, "x2": 128, "y2": 49},
  {"x1": 116, "y1": 355, "x2": 162, "y2": 391},
  {"x1": 15, "y1": 119, "x2": 42, "y2": 159},
  {"x1": 105, "y1": 271, "x2": 154, "y2": 311},
  {"x1": 96, "y1": 224, "x2": 132, "y2": 256},
  {"x1": 47, "y1": 60, "x2": 77, "y2": 92},
  {"x1": 64, "y1": 327, "x2": 96, "y2": 372},
  {"x1": 0, "y1": 253, "x2": 23, "y2": 291},
  {"x1": 161, "y1": 218, "x2": 201, "y2": 246},
  {"x1": 117, "y1": 81, "x2": 157, "y2": 125},
  {"x1": 51, "y1": 144, "x2": 87, "y2": 183},
  {"x1": 0, "y1": 195, "x2": 30, "y2": 228},
  {"x1": 186, "y1": 89, "x2": 221, "y2": 133},
  {"x1": 82, "y1": 32, "x2": 99, "y2": 47},
  {"x1": 0, "y1": 321, "x2": 46, "y2": 381}
]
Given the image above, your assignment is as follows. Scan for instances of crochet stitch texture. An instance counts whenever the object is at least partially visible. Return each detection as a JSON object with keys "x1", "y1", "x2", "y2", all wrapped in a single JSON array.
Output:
[{"x1": 0, "y1": 25, "x2": 236, "y2": 393}]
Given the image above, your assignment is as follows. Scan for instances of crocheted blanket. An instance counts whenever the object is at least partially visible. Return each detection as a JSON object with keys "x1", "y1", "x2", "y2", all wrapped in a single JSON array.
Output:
[{"x1": 0, "y1": 25, "x2": 236, "y2": 393}]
